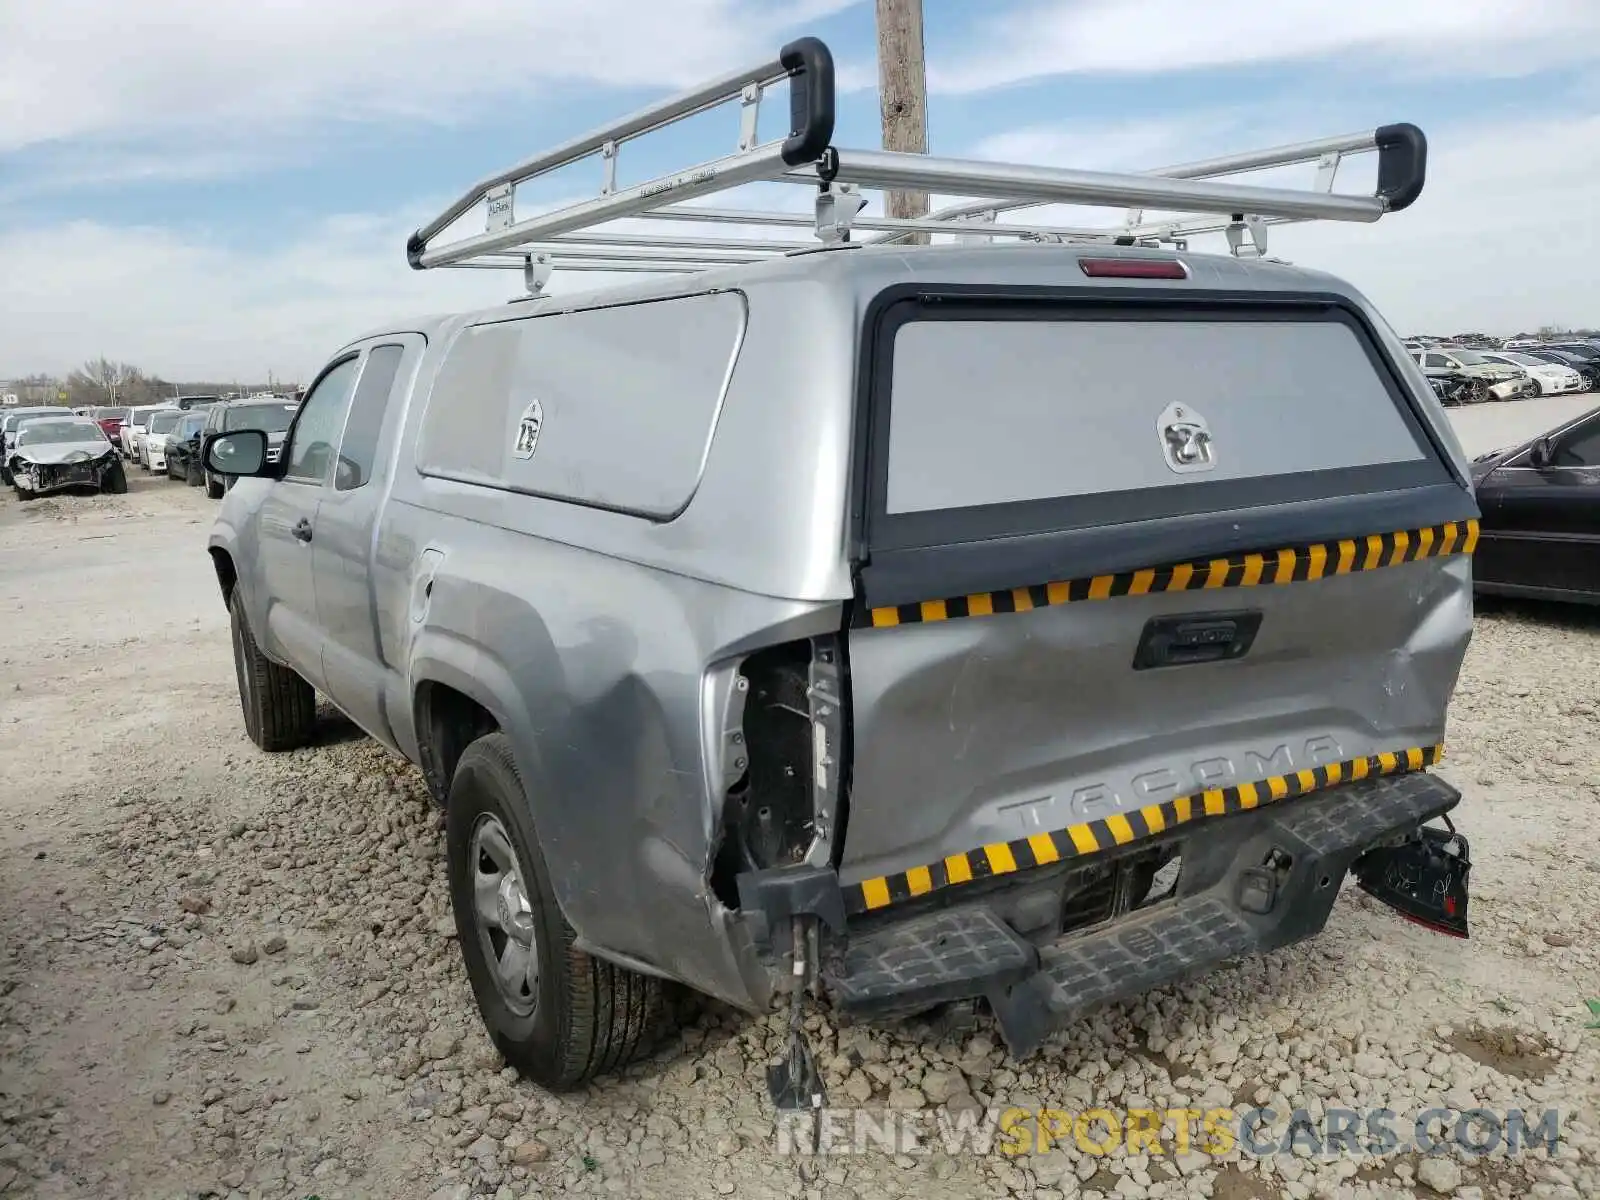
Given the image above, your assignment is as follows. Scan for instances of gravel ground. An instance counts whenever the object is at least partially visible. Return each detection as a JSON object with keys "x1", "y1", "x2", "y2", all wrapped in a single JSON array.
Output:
[{"x1": 1, "y1": 456, "x2": 1598, "y2": 1200}]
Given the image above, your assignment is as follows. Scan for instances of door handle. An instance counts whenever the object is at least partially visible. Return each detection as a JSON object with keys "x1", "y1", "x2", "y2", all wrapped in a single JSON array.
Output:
[{"x1": 292, "y1": 518, "x2": 313, "y2": 543}]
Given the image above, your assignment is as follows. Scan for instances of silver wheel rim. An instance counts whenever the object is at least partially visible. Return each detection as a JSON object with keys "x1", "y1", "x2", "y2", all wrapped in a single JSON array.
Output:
[{"x1": 470, "y1": 814, "x2": 540, "y2": 1018}]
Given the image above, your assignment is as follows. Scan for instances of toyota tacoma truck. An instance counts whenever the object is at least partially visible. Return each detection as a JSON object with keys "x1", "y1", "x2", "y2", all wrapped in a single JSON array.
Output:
[{"x1": 204, "y1": 35, "x2": 1476, "y2": 1099}]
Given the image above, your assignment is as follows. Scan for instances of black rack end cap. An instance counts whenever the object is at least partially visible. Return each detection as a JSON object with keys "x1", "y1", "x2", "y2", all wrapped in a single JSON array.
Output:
[
  {"x1": 1375, "y1": 123, "x2": 1427, "y2": 213},
  {"x1": 405, "y1": 232, "x2": 427, "y2": 271},
  {"x1": 779, "y1": 37, "x2": 836, "y2": 166}
]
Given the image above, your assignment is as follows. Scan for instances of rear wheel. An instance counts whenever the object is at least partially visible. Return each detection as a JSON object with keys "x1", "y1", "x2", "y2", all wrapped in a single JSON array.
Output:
[
  {"x1": 446, "y1": 733, "x2": 665, "y2": 1089},
  {"x1": 228, "y1": 589, "x2": 315, "y2": 752}
]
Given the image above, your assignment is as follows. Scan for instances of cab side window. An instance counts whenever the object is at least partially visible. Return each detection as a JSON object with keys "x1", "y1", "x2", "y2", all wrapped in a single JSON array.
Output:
[{"x1": 284, "y1": 357, "x2": 360, "y2": 485}]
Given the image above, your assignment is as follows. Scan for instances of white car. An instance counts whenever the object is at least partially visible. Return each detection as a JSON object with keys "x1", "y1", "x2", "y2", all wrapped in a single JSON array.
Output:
[
  {"x1": 121, "y1": 404, "x2": 171, "y2": 461},
  {"x1": 141, "y1": 408, "x2": 186, "y2": 472},
  {"x1": 1477, "y1": 352, "x2": 1587, "y2": 395}
]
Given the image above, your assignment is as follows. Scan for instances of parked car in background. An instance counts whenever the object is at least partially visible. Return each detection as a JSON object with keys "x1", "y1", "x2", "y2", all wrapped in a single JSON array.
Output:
[
  {"x1": 1471, "y1": 403, "x2": 1600, "y2": 604},
  {"x1": 121, "y1": 405, "x2": 171, "y2": 462},
  {"x1": 1476, "y1": 352, "x2": 1587, "y2": 396},
  {"x1": 164, "y1": 412, "x2": 210, "y2": 486},
  {"x1": 7, "y1": 416, "x2": 127, "y2": 499},
  {"x1": 1543, "y1": 340, "x2": 1600, "y2": 360},
  {"x1": 201, "y1": 398, "x2": 298, "y2": 498},
  {"x1": 92, "y1": 406, "x2": 132, "y2": 446},
  {"x1": 1413, "y1": 348, "x2": 1532, "y2": 400},
  {"x1": 1, "y1": 407, "x2": 67, "y2": 484},
  {"x1": 173, "y1": 394, "x2": 223, "y2": 412},
  {"x1": 141, "y1": 408, "x2": 187, "y2": 473}
]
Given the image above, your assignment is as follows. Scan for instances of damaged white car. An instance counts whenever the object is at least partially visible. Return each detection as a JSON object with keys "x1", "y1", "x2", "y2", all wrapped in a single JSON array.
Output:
[{"x1": 8, "y1": 417, "x2": 128, "y2": 500}]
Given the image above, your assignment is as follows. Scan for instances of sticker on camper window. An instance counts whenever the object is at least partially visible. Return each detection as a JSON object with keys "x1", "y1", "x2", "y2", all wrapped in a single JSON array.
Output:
[{"x1": 512, "y1": 399, "x2": 543, "y2": 460}]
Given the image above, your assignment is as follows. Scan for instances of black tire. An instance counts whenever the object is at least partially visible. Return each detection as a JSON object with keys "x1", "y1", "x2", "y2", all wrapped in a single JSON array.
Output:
[
  {"x1": 228, "y1": 589, "x2": 315, "y2": 752},
  {"x1": 14, "y1": 485, "x2": 34, "y2": 502},
  {"x1": 446, "y1": 733, "x2": 665, "y2": 1090},
  {"x1": 187, "y1": 461, "x2": 204, "y2": 487},
  {"x1": 102, "y1": 460, "x2": 128, "y2": 495},
  {"x1": 206, "y1": 471, "x2": 224, "y2": 499}
]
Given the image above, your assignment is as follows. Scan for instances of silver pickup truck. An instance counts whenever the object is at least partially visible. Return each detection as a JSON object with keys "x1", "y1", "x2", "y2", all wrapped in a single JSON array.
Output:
[{"x1": 204, "y1": 37, "x2": 1478, "y2": 1102}]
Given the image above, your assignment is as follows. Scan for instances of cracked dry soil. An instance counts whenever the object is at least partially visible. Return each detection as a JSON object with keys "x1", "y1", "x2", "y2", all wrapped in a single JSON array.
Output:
[{"x1": 0, "y1": 475, "x2": 1597, "y2": 1200}]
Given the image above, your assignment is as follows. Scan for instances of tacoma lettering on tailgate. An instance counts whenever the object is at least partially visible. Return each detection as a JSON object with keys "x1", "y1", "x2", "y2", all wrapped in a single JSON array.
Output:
[{"x1": 999, "y1": 735, "x2": 1346, "y2": 832}]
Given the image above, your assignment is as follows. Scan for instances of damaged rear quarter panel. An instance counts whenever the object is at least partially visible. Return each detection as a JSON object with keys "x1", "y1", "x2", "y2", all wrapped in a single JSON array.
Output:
[{"x1": 400, "y1": 507, "x2": 843, "y2": 1009}]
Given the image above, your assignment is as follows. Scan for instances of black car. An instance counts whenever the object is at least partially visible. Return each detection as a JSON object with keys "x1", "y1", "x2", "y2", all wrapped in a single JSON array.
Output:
[
  {"x1": 1526, "y1": 349, "x2": 1600, "y2": 391},
  {"x1": 1540, "y1": 343, "x2": 1600, "y2": 368},
  {"x1": 200, "y1": 399, "x2": 298, "y2": 498},
  {"x1": 1471, "y1": 404, "x2": 1600, "y2": 604},
  {"x1": 164, "y1": 411, "x2": 210, "y2": 486}
]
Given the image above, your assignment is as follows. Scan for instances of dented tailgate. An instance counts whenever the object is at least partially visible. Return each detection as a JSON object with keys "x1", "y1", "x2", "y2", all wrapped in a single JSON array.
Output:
[{"x1": 839, "y1": 284, "x2": 1479, "y2": 904}]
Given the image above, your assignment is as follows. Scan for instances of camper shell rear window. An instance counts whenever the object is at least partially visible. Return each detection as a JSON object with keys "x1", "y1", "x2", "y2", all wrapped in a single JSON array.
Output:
[{"x1": 857, "y1": 288, "x2": 1450, "y2": 554}]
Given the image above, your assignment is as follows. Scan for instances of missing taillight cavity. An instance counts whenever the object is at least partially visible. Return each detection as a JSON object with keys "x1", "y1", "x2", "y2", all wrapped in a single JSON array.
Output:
[
  {"x1": 1078, "y1": 257, "x2": 1188, "y2": 279},
  {"x1": 709, "y1": 635, "x2": 846, "y2": 906}
]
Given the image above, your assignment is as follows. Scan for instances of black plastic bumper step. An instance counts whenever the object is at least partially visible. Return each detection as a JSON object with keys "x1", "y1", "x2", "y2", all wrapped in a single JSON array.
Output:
[
  {"x1": 826, "y1": 767, "x2": 1462, "y2": 1053},
  {"x1": 825, "y1": 904, "x2": 1037, "y2": 1015},
  {"x1": 1037, "y1": 897, "x2": 1253, "y2": 1011}
]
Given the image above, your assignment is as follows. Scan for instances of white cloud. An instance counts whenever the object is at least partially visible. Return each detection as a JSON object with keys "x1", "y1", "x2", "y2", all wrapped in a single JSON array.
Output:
[
  {"x1": 0, "y1": 0, "x2": 858, "y2": 156},
  {"x1": 936, "y1": 0, "x2": 1600, "y2": 92}
]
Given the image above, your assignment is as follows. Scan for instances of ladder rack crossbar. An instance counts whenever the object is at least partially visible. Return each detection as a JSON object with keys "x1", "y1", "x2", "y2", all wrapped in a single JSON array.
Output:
[{"x1": 404, "y1": 36, "x2": 1428, "y2": 286}]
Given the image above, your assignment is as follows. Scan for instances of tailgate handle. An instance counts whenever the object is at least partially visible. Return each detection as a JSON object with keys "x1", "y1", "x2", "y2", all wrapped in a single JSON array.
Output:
[{"x1": 1133, "y1": 610, "x2": 1263, "y2": 670}]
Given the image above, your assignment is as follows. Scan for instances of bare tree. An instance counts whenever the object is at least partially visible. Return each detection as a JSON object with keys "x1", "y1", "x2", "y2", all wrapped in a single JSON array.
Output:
[{"x1": 64, "y1": 359, "x2": 169, "y2": 408}]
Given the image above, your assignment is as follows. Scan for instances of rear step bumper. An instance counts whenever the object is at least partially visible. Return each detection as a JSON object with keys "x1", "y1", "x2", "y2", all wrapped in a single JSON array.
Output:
[{"x1": 820, "y1": 769, "x2": 1460, "y2": 1059}]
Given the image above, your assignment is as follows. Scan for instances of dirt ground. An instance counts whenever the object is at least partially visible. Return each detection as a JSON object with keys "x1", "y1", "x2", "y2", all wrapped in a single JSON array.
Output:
[{"x1": 0, "y1": 456, "x2": 1597, "y2": 1200}]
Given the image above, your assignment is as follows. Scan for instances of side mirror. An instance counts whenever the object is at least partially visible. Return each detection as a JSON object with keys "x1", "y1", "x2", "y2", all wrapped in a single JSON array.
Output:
[
  {"x1": 204, "y1": 429, "x2": 271, "y2": 477},
  {"x1": 1529, "y1": 437, "x2": 1555, "y2": 469}
]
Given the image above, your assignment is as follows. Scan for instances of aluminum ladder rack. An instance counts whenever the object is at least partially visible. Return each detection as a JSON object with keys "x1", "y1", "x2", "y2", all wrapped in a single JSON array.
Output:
[{"x1": 406, "y1": 36, "x2": 1428, "y2": 293}]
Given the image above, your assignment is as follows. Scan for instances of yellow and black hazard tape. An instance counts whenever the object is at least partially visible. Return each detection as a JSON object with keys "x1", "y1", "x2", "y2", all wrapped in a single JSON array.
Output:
[
  {"x1": 844, "y1": 744, "x2": 1444, "y2": 915},
  {"x1": 858, "y1": 520, "x2": 1479, "y2": 629}
]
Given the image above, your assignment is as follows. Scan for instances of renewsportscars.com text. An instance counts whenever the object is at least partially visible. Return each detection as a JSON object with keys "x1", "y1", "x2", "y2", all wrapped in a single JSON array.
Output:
[{"x1": 774, "y1": 1104, "x2": 1564, "y2": 1160}]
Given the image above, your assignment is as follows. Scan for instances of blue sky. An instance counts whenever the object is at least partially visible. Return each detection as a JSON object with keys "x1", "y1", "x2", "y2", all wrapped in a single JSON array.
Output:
[{"x1": 2, "y1": 0, "x2": 1598, "y2": 381}]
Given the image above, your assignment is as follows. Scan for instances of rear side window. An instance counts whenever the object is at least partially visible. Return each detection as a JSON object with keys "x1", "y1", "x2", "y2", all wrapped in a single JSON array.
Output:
[
  {"x1": 335, "y1": 344, "x2": 405, "y2": 491},
  {"x1": 417, "y1": 292, "x2": 746, "y2": 519},
  {"x1": 863, "y1": 297, "x2": 1449, "y2": 550}
]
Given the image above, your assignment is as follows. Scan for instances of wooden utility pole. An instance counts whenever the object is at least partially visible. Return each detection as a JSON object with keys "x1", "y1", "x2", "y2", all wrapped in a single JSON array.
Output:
[{"x1": 876, "y1": 0, "x2": 930, "y2": 243}]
